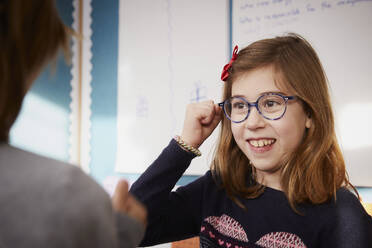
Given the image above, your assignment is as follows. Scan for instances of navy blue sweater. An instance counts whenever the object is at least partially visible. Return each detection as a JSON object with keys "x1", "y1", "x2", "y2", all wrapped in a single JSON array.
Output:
[{"x1": 130, "y1": 139, "x2": 372, "y2": 247}]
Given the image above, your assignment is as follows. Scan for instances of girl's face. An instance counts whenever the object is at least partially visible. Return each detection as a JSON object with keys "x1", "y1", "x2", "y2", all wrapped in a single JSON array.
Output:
[{"x1": 230, "y1": 66, "x2": 312, "y2": 189}]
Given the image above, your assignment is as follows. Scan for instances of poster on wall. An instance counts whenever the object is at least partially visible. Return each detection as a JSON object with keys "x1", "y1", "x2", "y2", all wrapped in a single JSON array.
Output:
[{"x1": 116, "y1": 0, "x2": 229, "y2": 175}]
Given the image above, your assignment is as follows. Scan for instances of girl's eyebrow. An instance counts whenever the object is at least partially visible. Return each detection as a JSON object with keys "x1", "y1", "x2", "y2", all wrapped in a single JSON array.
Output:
[{"x1": 231, "y1": 90, "x2": 288, "y2": 98}]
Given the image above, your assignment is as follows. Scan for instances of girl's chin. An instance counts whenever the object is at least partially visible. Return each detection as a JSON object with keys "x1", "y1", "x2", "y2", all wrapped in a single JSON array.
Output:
[{"x1": 249, "y1": 160, "x2": 282, "y2": 174}]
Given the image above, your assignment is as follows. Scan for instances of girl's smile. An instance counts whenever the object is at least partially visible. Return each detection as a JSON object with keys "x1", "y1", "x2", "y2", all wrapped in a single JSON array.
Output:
[{"x1": 246, "y1": 138, "x2": 276, "y2": 153}]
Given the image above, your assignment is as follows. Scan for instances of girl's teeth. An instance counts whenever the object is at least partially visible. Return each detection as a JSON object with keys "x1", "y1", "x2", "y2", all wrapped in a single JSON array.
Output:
[
  {"x1": 249, "y1": 139, "x2": 274, "y2": 147},
  {"x1": 251, "y1": 140, "x2": 258, "y2": 147}
]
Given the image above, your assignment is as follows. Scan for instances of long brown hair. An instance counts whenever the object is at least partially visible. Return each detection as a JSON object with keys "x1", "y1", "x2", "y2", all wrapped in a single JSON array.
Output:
[
  {"x1": 211, "y1": 33, "x2": 356, "y2": 211},
  {"x1": 0, "y1": 0, "x2": 70, "y2": 142}
]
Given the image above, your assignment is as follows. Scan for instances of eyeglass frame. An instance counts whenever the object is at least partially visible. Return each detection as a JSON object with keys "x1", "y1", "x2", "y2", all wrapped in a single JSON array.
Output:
[{"x1": 218, "y1": 93, "x2": 296, "y2": 123}]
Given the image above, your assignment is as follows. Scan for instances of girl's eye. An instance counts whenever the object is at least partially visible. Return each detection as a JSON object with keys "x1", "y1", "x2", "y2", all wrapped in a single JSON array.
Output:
[
  {"x1": 232, "y1": 102, "x2": 246, "y2": 109},
  {"x1": 264, "y1": 100, "x2": 279, "y2": 108},
  {"x1": 261, "y1": 95, "x2": 284, "y2": 109}
]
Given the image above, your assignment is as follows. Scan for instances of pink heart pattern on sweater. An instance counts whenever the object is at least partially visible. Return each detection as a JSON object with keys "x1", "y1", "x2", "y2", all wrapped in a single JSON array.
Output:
[{"x1": 201, "y1": 214, "x2": 307, "y2": 248}]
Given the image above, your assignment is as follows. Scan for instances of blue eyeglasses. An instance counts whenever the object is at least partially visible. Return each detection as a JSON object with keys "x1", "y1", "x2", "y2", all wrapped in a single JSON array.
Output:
[{"x1": 218, "y1": 93, "x2": 296, "y2": 123}]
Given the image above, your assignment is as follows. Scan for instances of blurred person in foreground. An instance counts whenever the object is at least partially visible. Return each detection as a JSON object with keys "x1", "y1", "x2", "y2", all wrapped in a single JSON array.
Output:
[{"x1": 0, "y1": 1, "x2": 146, "y2": 247}]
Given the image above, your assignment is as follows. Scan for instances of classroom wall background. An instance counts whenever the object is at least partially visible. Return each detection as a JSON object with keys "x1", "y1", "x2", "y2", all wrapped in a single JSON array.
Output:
[{"x1": 10, "y1": 0, "x2": 372, "y2": 203}]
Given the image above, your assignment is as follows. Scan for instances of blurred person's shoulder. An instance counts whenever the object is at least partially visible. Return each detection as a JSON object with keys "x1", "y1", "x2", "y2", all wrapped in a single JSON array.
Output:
[
  {"x1": 0, "y1": 143, "x2": 107, "y2": 197},
  {"x1": 0, "y1": 143, "x2": 117, "y2": 247}
]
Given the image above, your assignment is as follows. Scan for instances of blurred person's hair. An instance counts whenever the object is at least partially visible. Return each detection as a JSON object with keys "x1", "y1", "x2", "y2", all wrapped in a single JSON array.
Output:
[{"x1": 0, "y1": 0, "x2": 70, "y2": 142}]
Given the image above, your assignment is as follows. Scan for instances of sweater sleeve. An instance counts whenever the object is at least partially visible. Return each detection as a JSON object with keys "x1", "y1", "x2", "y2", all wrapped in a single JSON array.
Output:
[
  {"x1": 319, "y1": 189, "x2": 372, "y2": 248},
  {"x1": 64, "y1": 167, "x2": 146, "y2": 248},
  {"x1": 130, "y1": 139, "x2": 206, "y2": 246},
  {"x1": 115, "y1": 212, "x2": 145, "y2": 248},
  {"x1": 55, "y1": 165, "x2": 120, "y2": 248}
]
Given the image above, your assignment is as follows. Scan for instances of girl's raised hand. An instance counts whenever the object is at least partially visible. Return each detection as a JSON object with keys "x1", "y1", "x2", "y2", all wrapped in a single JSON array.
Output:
[{"x1": 180, "y1": 100, "x2": 222, "y2": 149}]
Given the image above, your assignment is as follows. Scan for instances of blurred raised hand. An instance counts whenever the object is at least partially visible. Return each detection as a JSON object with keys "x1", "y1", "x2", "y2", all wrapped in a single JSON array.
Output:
[{"x1": 112, "y1": 179, "x2": 147, "y2": 227}]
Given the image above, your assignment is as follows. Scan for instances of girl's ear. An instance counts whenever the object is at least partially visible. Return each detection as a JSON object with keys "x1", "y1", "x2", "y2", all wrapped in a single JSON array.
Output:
[{"x1": 305, "y1": 113, "x2": 312, "y2": 129}]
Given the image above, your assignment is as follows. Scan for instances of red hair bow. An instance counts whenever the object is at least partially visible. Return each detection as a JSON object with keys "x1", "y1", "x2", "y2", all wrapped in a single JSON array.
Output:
[{"x1": 221, "y1": 45, "x2": 238, "y2": 81}]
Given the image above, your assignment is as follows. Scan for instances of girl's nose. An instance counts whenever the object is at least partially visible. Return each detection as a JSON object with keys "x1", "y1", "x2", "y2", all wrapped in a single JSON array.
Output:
[{"x1": 243, "y1": 107, "x2": 266, "y2": 130}]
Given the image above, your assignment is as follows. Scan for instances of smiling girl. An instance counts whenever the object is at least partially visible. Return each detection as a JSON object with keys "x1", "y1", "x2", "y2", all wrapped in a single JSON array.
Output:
[{"x1": 130, "y1": 33, "x2": 372, "y2": 247}]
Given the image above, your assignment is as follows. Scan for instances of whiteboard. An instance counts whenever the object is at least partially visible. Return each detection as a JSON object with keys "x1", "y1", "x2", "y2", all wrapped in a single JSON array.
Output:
[
  {"x1": 232, "y1": 0, "x2": 372, "y2": 186},
  {"x1": 116, "y1": 0, "x2": 229, "y2": 175}
]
